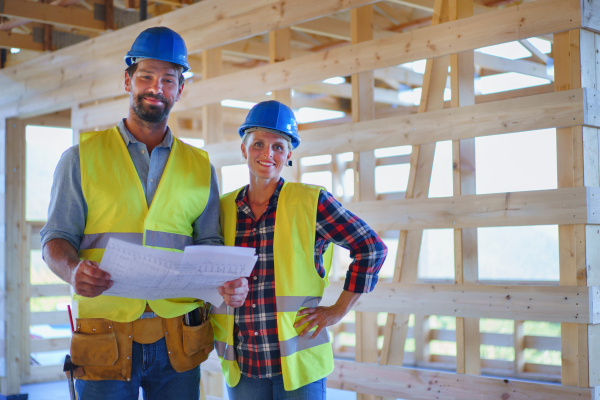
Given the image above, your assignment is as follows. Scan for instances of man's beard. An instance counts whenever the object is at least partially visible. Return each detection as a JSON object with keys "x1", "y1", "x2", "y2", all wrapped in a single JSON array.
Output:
[{"x1": 131, "y1": 93, "x2": 172, "y2": 123}]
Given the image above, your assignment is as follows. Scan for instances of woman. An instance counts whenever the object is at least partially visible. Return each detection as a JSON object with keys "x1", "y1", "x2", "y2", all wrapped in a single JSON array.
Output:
[{"x1": 212, "y1": 100, "x2": 387, "y2": 400}]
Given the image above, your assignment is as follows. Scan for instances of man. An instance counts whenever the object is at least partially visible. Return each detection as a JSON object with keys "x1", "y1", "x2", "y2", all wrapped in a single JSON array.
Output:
[{"x1": 41, "y1": 27, "x2": 248, "y2": 399}]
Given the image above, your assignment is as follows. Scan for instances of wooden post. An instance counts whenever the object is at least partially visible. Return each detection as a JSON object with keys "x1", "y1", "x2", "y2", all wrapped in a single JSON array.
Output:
[
  {"x1": 514, "y1": 320, "x2": 525, "y2": 375},
  {"x1": 554, "y1": 28, "x2": 599, "y2": 388},
  {"x1": 2, "y1": 118, "x2": 25, "y2": 396},
  {"x1": 351, "y1": 6, "x2": 378, "y2": 400},
  {"x1": 0, "y1": 118, "x2": 6, "y2": 391},
  {"x1": 269, "y1": 27, "x2": 292, "y2": 107},
  {"x1": 200, "y1": 46, "x2": 225, "y2": 390},
  {"x1": 449, "y1": 0, "x2": 480, "y2": 377},
  {"x1": 201, "y1": 48, "x2": 224, "y2": 396},
  {"x1": 270, "y1": 27, "x2": 296, "y2": 182},
  {"x1": 105, "y1": 0, "x2": 115, "y2": 31},
  {"x1": 43, "y1": 24, "x2": 52, "y2": 52},
  {"x1": 20, "y1": 221, "x2": 31, "y2": 381},
  {"x1": 378, "y1": 2, "x2": 449, "y2": 398},
  {"x1": 201, "y1": 47, "x2": 223, "y2": 145}
]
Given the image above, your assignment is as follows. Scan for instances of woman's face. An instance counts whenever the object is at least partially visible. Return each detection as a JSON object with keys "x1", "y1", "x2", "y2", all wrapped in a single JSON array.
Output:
[{"x1": 242, "y1": 130, "x2": 292, "y2": 181}]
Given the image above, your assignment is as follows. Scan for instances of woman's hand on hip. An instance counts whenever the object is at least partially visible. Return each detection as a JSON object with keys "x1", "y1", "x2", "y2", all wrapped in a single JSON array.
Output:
[
  {"x1": 293, "y1": 291, "x2": 362, "y2": 339},
  {"x1": 294, "y1": 305, "x2": 345, "y2": 339}
]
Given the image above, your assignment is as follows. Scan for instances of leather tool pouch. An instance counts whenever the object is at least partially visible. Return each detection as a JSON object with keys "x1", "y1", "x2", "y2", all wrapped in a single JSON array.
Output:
[
  {"x1": 163, "y1": 312, "x2": 214, "y2": 373},
  {"x1": 70, "y1": 318, "x2": 133, "y2": 381},
  {"x1": 183, "y1": 318, "x2": 214, "y2": 356}
]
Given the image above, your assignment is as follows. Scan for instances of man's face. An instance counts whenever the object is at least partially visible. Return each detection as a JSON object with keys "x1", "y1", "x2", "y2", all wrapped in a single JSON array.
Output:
[{"x1": 124, "y1": 59, "x2": 184, "y2": 123}]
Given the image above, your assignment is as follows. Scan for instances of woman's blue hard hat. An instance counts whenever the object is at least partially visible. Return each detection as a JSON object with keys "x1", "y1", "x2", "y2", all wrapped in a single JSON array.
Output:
[
  {"x1": 125, "y1": 27, "x2": 190, "y2": 72},
  {"x1": 238, "y1": 101, "x2": 300, "y2": 149}
]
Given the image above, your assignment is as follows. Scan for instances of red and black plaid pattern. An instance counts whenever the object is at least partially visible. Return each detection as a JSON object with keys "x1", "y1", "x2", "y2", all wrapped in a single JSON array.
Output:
[{"x1": 233, "y1": 178, "x2": 387, "y2": 379}]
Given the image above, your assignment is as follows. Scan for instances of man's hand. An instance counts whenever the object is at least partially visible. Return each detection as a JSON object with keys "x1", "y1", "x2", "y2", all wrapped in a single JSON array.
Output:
[
  {"x1": 218, "y1": 277, "x2": 248, "y2": 308},
  {"x1": 70, "y1": 260, "x2": 113, "y2": 298}
]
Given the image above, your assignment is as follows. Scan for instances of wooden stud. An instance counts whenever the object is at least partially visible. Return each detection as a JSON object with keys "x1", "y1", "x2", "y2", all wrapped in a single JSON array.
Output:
[
  {"x1": 201, "y1": 47, "x2": 223, "y2": 144},
  {"x1": 269, "y1": 28, "x2": 292, "y2": 107},
  {"x1": 2, "y1": 118, "x2": 25, "y2": 395},
  {"x1": 554, "y1": 28, "x2": 592, "y2": 388},
  {"x1": 514, "y1": 320, "x2": 526, "y2": 375},
  {"x1": 21, "y1": 221, "x2": 31, "y2": 380},
  {"x1": 449, "y1": 0, "x2": 480, "y2": 377},
  {"x1": 43, "y1": 22, "x2": 52, "y2": 52},
  {"x1": 105, "y1": 0, "x2": 115, "y2": 31},
  {"x1": 379, "y1": 4, "x2": 449, "y2": 397},
  {"x1": 350, "y1": 7, "x2": 378, "y2": 400}
]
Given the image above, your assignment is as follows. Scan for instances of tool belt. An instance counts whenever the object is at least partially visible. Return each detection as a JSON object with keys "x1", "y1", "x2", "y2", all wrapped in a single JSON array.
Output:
[{"x1": 70, "y1": 306, "x2": 213, "y2": 381}]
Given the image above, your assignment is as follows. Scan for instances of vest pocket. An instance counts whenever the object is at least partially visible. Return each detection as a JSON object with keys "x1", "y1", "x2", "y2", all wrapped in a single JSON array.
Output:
[
  {"x1": 71, "y1": 331, "x2": 118, "y2": 367},
  {"x1": 182, "y1": 319, "x2": 214, "y2": 356}
]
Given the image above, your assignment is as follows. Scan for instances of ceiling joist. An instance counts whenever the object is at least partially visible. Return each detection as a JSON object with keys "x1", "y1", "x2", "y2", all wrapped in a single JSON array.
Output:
[{"x1": 0, "y1": 0, "x2": 106, "y2": 32}]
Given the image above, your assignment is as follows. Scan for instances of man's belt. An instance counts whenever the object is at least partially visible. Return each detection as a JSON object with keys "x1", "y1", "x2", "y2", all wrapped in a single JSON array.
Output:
[{"x1": 138, "y1": 311, "x2": 158, "y2": 320}]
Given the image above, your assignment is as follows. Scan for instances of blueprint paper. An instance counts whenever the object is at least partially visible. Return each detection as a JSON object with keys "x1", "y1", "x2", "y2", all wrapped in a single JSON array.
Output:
[{"x1": 99, "y1": 238, "x2": 257, "y2": 306}]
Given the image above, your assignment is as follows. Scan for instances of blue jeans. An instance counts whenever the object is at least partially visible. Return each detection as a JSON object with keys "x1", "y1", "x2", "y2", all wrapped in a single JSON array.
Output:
[
  {"x1": 75, "y1": 338, "x2": 200, "y2": 400},
  {"x1": 227, "y1": 373, "x2": 326, "y2": 400}
]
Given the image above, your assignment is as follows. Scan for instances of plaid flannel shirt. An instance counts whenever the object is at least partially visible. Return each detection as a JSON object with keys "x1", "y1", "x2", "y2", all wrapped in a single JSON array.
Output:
[{"x1": 233, "y1": 178, "x2": 387, "y2": 378}]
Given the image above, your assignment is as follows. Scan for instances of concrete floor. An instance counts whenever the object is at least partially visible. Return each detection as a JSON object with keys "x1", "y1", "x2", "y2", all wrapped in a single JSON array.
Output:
[{"x1": 21, "y1": 379, "x2": 357, "y2": 400}]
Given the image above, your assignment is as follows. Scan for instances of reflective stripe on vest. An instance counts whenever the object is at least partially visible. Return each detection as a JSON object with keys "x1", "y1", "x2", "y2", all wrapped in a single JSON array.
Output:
[
  {"x1": 216, "y1": 182, "x2": 334, "y2": 391},
  {"x1": 80, "y1": 231, "x2": 192, "y2": 251},
  {"x1": 80, "y1": 232, "x2": 143, "y2": 250},
  {"x1": 77, "y1": 126, "x2": 211, "y2": 322}
]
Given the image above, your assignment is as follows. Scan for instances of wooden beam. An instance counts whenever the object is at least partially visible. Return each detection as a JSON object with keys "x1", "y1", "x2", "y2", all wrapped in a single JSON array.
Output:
[
  {"x1": 0, "y1": 0, "x2": 106, "y2": 32},
  {"x1": 519, "y1": 38, "x2": 549, "y2": 64},
  {"x1": 0, "y1": 31, "x2": 43, "y2": 51},
  {"x1": 294, "y1": 82, "x2": 413, "y2": 106},
  {"x1": 0, "y1": 0, "x2": 381, "y2": 117},
  {"x1": 327, "y1": 360, "x2": 594, "y2": 399},
  {"x1": 30, "y1": 311, "x2": 70, "y2": 325},
  {"x1": 168, "y1": 0, "x2": 585, "y2": 112},
  {"x1": 344, "y1": 186, "x2": 600, "y2": 232},
  {"x1": 30, "y1": 283, "x2": 70, "y2": 297},
  {"x1": 474, "y1": 52, "x2": 553, "y2": 80},
  {"x1": 198, "y1": 354, "x2": 585, "y2": 398},
  {"x1": 30, "y1": 337, "x2": 70, "y2": 353},
  {"x1": 386, "y1": 0, "x2": 492, "y2": 14},
  {"x1": 321, "y1": 281, "x2": 599, "y2": 324},
  {"x1": 0, "y1": 17, "x2": 31, "y2": 31},
  {"x1": 0, "y1": 0, "x2": 588, "y2": 121},
  {"x1": 191, "y1": 87, "x2": 596, "y2": 168}
]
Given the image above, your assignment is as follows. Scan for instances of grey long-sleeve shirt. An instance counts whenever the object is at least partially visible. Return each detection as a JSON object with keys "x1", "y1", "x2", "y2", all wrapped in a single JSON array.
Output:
[{"x1": 40, "y1": 119, "x2": 223, "y2": 251}]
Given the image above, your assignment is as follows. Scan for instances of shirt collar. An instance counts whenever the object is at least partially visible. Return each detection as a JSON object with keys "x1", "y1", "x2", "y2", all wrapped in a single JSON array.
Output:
[
  {"x1": 236, "y1": 178, "x2": 285, "y2": 211},
  {"x1": 117, "y1": 118, "x2": 173, "y2": 149}
]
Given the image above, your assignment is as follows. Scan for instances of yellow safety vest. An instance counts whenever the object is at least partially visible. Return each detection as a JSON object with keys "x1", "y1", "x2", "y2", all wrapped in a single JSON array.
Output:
[
  {"x1": 213, "y1": 182, "x2": 334, "y2": 391},
  {"x1": 77, "y1": 126, "x2": 211, "y2": 322}
]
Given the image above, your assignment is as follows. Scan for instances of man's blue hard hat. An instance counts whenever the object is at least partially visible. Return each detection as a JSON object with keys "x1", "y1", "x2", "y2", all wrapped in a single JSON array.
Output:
[
  {"x1": 125, "y1": 27, "x2": 190, "y2": 72},
  {"x1": 238, "y1": 101, "x2": 300, "y2": 149}
]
